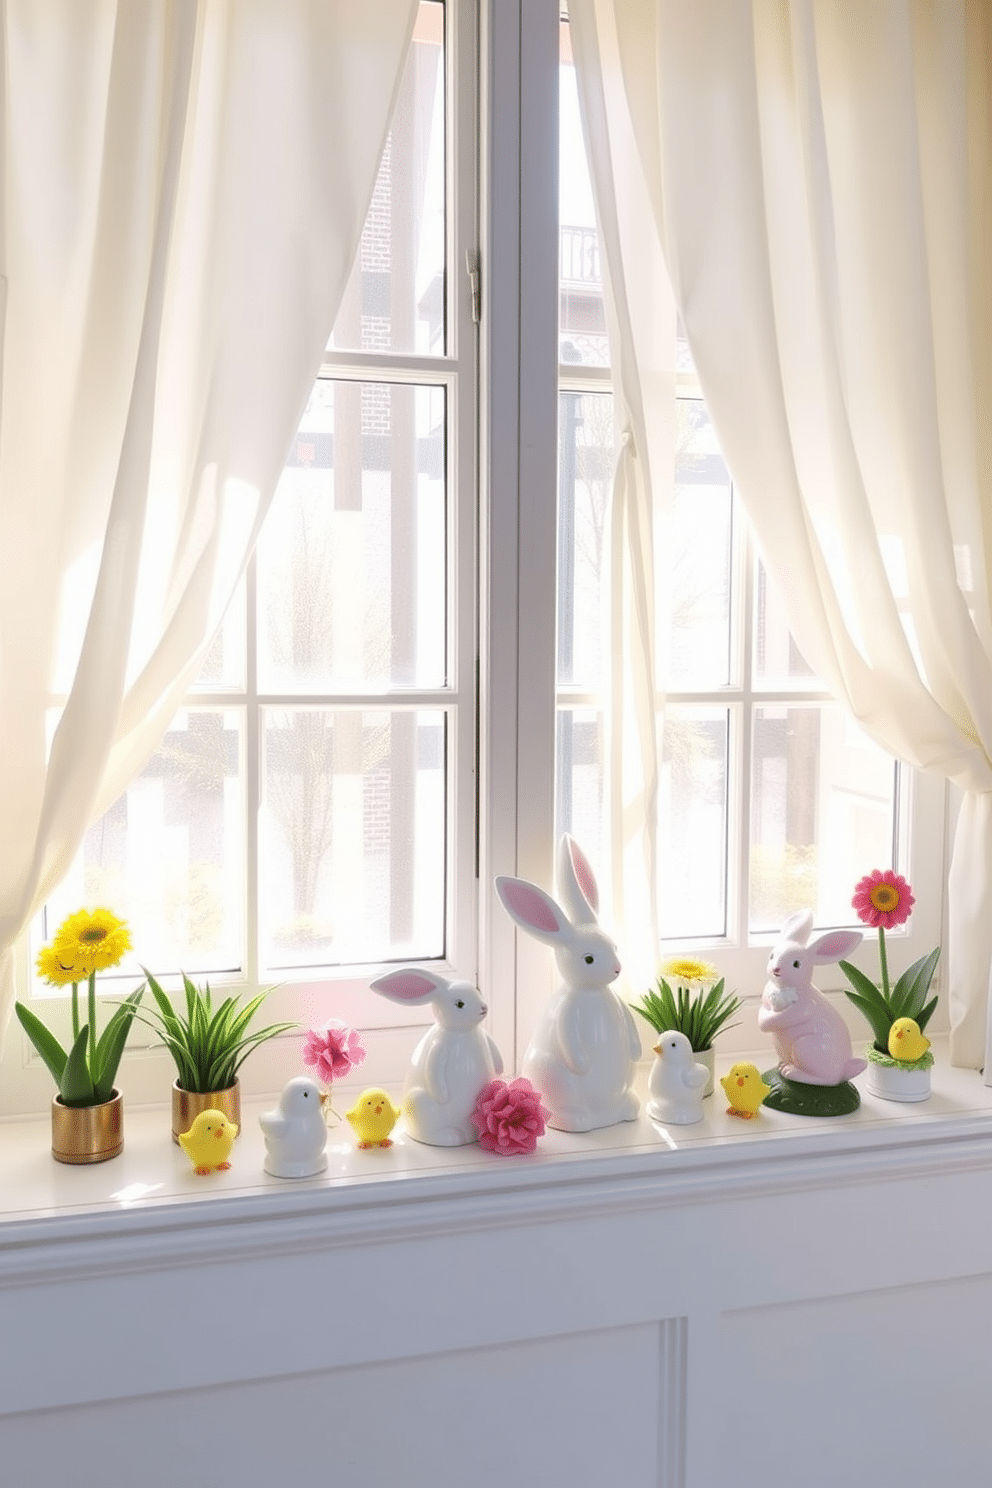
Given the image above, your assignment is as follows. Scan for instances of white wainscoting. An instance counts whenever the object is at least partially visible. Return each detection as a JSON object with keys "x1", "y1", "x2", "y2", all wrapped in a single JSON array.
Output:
[{"x1": 2, "y1": 1052, "x2": 991, "y2": 1488}]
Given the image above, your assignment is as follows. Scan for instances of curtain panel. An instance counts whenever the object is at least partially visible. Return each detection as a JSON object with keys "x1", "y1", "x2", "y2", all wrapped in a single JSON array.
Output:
[
  {"x1": 570, "y1": 0, "x2": 992, "y2": 1066},
  {"x1": 0, "y1": 0, "x2": 418, "y2": 1045}
]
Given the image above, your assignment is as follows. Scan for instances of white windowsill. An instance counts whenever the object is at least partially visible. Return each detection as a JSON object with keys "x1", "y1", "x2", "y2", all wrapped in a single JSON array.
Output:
[{"x1": 3, "y1": 1039, "x2": 991, "y2": 1285}]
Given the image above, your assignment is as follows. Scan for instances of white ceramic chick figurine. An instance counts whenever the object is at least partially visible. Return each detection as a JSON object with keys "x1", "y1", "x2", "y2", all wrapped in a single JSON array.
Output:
[
  {"x1": 646, "y1": 1030, "x2": 709, "y2": 1126},
  {"x1": 260, "y1": 1076, "x2": 329, "y2": 1179}
]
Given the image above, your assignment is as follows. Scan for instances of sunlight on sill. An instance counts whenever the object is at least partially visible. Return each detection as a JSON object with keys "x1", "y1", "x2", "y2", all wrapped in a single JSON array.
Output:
[{"x1": 1, "y1": 1040, "x2": 991, "y2": 1238}]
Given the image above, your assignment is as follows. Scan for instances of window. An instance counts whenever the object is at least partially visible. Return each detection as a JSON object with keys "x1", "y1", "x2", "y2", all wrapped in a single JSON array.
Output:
[
  {"x1": 4, "y1": 0, "x2": 480, "y2": 1115},
  {"x1": 4, "y1": 0, "x2": 945, "y2": 1117},
  {"x1": 552, "y1": 12, "x2": 944, "y2": 1006}
]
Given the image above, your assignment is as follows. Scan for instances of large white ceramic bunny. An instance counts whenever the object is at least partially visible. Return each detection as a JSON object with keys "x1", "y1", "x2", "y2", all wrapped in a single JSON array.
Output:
[
  {"x1": 495, "y1": 836, "x2": 641, "y2": 1132},
  {"x1": 369, "y1": 968, "x2": 503, "y2": 1147},
  {"x1": 758, "y1": 908, "x2": 866, "y2": 1086}
]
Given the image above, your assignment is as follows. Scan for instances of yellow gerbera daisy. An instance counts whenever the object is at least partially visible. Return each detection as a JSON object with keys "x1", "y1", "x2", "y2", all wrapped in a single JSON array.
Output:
[
  {"x1": 36, "y1": 942, "x2": 83, "y2": 987},
  {"x1": 52, "y1": 907, "x2": 132, "y2": 976},
  {"x1": 662, "y1": 956, "x2": 718, "y2": 985}
]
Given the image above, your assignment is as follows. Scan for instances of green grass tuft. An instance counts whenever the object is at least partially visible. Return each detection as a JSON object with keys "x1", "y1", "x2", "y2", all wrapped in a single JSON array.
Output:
[{"x1": 630, "y1": 975, "x2": 741, "y2": 1052}]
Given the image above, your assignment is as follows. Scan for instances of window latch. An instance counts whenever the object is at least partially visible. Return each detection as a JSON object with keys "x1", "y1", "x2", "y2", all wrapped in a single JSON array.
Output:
[{"x1": 466, "y1": 250, "x2": 481, "y2": 323}]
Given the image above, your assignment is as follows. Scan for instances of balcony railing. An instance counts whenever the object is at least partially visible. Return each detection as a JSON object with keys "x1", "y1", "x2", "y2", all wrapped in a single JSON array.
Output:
[{"x1": 560, "y1": 225, "x2": 601, "y2": 286}]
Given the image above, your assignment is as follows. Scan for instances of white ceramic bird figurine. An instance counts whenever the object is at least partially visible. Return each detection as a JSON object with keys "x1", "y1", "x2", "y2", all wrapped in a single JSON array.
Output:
[
  {"x1": 646, "y1": 1030, "x2": 709, "y2": 1126},
  {"x1": 260, "y1": 1076, "x2": 329, "y2": 1179}
]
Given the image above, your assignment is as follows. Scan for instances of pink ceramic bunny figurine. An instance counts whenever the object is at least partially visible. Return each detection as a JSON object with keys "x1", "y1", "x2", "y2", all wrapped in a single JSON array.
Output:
[{"x1": 758, "y1": 909, "x2": 866, "y2": 1085}]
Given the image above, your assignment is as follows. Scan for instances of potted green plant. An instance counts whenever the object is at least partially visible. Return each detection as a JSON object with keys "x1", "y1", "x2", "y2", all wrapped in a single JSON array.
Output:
[
  {"x1": 839, "y1": 869, "x2": 939, "y2": 1102},
  {"x1": 15, "y1": 908, "x2": 144, "y2": 1163},
  {"x1": 630, "y1": 957, "x2": 742, "y2": 1096},
  {"x1": 137, "y1": 970, "x2": 296, "y2": 1140}
]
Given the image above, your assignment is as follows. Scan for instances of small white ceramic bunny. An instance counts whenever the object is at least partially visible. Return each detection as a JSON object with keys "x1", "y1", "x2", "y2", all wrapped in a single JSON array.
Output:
[
  {"x1": 368, "y1": 968, "x2": 503, "y2": 1146},
  {"x1": 495, "y1": 835, "x2": 641, "y2": 1132},
  {"x1": 758, "y1": 908, "x2": 866, "y2": 1086}
]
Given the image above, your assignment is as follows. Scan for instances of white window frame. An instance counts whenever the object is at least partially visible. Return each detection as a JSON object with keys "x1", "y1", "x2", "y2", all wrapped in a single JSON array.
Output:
[{"x1": 477, "y1": 0, "x2": 562, "y2": 1058}]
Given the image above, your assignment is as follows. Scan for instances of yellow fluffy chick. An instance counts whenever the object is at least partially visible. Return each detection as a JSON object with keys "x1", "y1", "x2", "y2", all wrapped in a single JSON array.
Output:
[
  {"x1": 720, "y1": 1063, "x2": 771, "y2": 1119},
  {"x1": 346, "y1": 1088, "x2": 402, "y2": 1149},
  {"x1": 178, "y1": 1109, "x2": 238, "y2": 1175},
  {"x1": 888, "y1": 1017, "x2": 931, "y2": 1063}
]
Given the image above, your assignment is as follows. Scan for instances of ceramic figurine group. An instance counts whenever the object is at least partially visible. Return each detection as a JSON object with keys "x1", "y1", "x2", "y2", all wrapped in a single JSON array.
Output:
[
  {"x1": 363, "y1": 835, "x2": 642, "y2": 1150},
  {"x1": 178, "y1": 842, "x2": 904, "y2": 1178}
]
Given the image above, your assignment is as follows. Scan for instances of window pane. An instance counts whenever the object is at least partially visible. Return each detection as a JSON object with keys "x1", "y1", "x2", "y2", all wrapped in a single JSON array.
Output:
[
  {"x1": 753, "y1": 560, "x2": 820, "y2": 685},
  {"x1": 261, "y1": 708, "x2": 446, "y2": 968},
  {"x1": 328, "y1": 2, "x2": 446, "y2": 357},
  {"x1": 659, "y1": 707, "x2": 729, "y2": 939},
  {"x1": 557, "y1": 392, "x2": 615, "y2": 689},
  {"x1": 666, "y1": 402, "x2": 733, "y2": 689},
  {"x1": 257, "y1": 381, "x2": 446, "y2": 691},
  {"x1": 42, "y1": 709, "x2": 244, "y2": 978},
  {"x1": 555, "y1": 706, "x2": 604, "y2": 867},
  {"x1": 192, "y1": 580, "x2": 245, "y2": 691},
  {"x1": 750, "y1": 704, "x2": 897, "y2": 933},
  {"x1": 559, "y1": 24, "x2": 609, "y2": 368},
  {"x1": 676, "y1": 314, "x2": 696, "y2": 375}
]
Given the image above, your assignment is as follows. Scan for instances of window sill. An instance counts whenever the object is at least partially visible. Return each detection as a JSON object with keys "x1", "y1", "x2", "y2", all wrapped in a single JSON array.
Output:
[{"x1": 2, "y1": 1039, "x2": 991, "y2": 1287}]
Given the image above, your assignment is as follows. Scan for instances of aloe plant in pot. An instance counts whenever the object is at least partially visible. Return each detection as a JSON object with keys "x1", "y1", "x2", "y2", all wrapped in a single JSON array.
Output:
[{"x1": 137, "y1": 970, "x2": 296, "y2": 1141}]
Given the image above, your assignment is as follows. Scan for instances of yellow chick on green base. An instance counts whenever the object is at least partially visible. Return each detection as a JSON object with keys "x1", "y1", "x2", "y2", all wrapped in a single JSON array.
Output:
[
  {"x1": 346, "y1": 1088, "x2": 402, "y2": 1149},
  {"x1": 720, "y1": 1063, "x2": 771, "y2": 1119},
  {"x1": 888, "y1": 1017, "x2": 931, "y2": 1063},
  {"x1": 179, "y1": 1109, "x2": 238, "y2": 1174}
]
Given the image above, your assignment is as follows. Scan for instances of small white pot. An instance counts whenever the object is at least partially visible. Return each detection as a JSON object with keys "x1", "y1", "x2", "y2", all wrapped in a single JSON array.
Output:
[{"x1": 866, "y1": 1055, "x2": 932, "y2": 1103}]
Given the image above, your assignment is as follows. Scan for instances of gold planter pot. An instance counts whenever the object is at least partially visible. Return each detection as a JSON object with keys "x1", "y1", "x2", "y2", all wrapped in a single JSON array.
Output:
[
  {"x1": 172, "y1": 1079, "x2": 242, "y2": 1144},
  {"x1": 51, "y1": 1091, "x2": 124, "y2": 1165}
]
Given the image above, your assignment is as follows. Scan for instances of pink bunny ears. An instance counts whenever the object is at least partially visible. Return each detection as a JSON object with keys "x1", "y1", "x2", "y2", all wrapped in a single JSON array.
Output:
[
  {"x1": 494, "y1": 835, "x2": 601, "y2": 938},
  {"x1": 370, "y1": 968, "x2": 448, "y2": 1005}
]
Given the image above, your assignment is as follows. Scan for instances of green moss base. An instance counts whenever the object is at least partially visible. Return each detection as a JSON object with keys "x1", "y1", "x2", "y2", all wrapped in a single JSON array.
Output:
[
  {"x1": 761, "y1": 1068, "x2": 861, "y2": 1117},
  {"x1": 867, "y1": 1046, "x2": 934, "y2": 1073}
]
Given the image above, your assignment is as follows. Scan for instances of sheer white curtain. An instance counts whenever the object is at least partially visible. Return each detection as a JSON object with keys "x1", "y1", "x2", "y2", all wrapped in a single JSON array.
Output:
[
  {"x1": 570, "y1": 0, "x2": 992, "y2": 1067},
  {"x1": 0, "y1": 0, "x2": 418, "y2": 1043},
  {"x1": 573, "y1": 29, "x2": 678, "y2": 990}
]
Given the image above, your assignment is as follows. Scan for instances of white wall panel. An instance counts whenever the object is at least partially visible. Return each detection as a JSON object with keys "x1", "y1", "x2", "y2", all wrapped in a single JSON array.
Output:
[
  {"x1": 1, "y1": 1321, "x2": 686, "y2": 1488},
  {"x1": 720, "y1": 1276, "x2": 992, "y2": 1487}
]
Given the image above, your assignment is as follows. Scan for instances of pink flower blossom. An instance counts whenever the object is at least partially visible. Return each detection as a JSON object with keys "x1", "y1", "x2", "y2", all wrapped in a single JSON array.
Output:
[
  {"x1": 852, "y1": 869, "x2": 915, "y2": 930},
  {"x1": 471, "y1": 1077, "x2": 550, "y2": 1156},
  {"x1": 302, "y1": 1020, "x2": 367, "y2": 1085}
]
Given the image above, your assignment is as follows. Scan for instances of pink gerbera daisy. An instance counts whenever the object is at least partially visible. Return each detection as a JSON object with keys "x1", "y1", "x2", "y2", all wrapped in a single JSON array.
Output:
[
  {"x1": 301, "y1": 1019, "x2": 367, "y2": 1085},
  {"x1": 852, "y1": 869, "x2": 914, "y2": 930}
]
